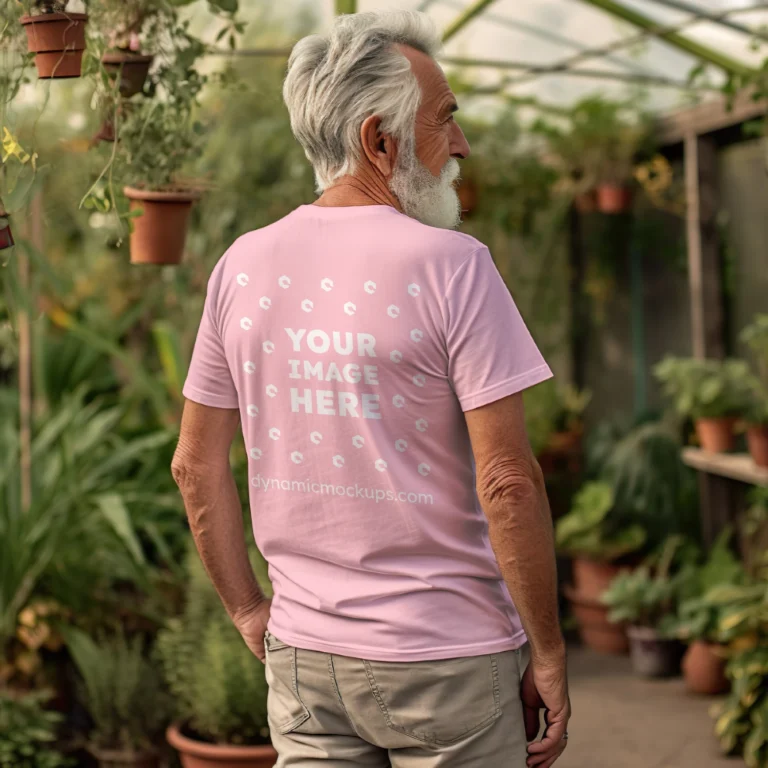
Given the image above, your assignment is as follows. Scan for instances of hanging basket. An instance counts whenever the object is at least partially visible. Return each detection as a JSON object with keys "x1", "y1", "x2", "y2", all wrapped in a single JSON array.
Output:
[
  {"x1": 21, "y1": 12, "x2": 88, "y2": 79},
  {"x1": 124, "y1": 187, "x2": 201, "y2": 266},
  {"x1": 102, "y1": 52, "x2": 154, "y2": 98}
]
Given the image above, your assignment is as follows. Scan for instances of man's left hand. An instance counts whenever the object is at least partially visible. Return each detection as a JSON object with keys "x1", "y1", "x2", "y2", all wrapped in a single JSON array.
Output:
[{"x1": 233, "y1": 599, "x2": 272, "y2": 663}]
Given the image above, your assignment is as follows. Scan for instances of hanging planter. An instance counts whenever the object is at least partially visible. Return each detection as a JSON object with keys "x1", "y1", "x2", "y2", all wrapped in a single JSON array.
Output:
[
  {"x1": 21, "y1": 3, "x2": 88, "y2": 80},
  {"x1": 596, "y1": 183, "x2": 633, "y2": 214},
  {"x1": 124, "y1": 187, "x2": 201, "y2": 266},
  {"x1": 102, "y1": 52, "x2": 154, "y2": 98}
]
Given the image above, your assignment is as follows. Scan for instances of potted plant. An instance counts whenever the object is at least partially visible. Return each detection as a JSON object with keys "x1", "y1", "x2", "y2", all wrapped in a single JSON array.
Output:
[
  {"x1": 19, "y1": 0, "x2": 89, "y2": 79},
  {"x1": 668, "y1": 532, "x2": 745, "y2": 695},
  {"x1": 557, "y1": 481, "x2": 646, "y2": 653},
  {"x1": 741, "y1": 314, "x2": 768, "y2": 467},
  {"x1": 0, "y1": 690, "x2": 72, "y2": 768},
  {"x1": 602, "y1": 537, "x2": 689, "y2": 677},
  {"x1": 157, "y1": 550, "x2": 275, "y2": 768},
  {"x1": 64, "y1": 629, "x2": 169, "y2": 768},
  {"x1": 654, "y1": 357, "x2": 756, "y2": 453}
]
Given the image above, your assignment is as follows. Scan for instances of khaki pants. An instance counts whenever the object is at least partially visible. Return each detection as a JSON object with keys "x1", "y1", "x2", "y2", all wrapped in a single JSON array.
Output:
[{"x1": 265, "y1": 632, "x2": 530, "y2": 767}]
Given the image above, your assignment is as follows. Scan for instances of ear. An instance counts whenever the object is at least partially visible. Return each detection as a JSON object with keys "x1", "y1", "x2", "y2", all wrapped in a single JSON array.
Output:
[{"x1": 360, "y1": 115, "x2": 398, "y2": 178}]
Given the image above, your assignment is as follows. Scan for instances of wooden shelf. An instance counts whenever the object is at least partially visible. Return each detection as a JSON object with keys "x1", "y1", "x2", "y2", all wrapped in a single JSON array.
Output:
[{"x1": 682, "y1": 448, "x2": 768, "y2": 487}]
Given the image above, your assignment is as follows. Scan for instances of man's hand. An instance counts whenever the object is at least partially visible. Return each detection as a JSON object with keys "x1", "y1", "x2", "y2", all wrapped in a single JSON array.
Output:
[
  {"x1": 233, "y1": 599, "x2": 272, "y2": 664},
  {"x1": 521, "y1": 657, "x2": 571, "y2": 768}
]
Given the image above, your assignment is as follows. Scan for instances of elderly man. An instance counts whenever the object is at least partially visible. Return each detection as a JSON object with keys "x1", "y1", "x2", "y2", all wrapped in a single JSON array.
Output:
[{"x1": 173, "y1": 10, "x2": 570, "y2": 768}]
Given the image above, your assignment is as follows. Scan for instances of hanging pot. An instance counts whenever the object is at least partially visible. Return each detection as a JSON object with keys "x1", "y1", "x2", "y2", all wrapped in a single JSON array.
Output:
[
  {"x1": 167, "y1": 724, "x2": 277, "y2": 768},
  {"x1": 596, "y1": 183, "x2": 633, "y2": 215},
  {"x1": 102, "y1": 52, "x2": 153, "y2": 98},
  {"x1": 124, "y1": 187, "x2": 201, "y2": 265},
  {"x1": 682, "y1": 641, "x2": 729, "y2": 696},
  {"x1": 695, "y1": 417, "x2": 737, "y2": 453},
  {"x1": 20, "y1": 12, "x2": 88, "y2": 79},
  {"x1": 746, "y1": 424, "x2": 768, "y2": 468},
  {"x1": 564, "y1": 586, "x2": 628, "y2": 655},
  {"x1": 627, "y1": 626, "x2": 685, "y2": 678}
]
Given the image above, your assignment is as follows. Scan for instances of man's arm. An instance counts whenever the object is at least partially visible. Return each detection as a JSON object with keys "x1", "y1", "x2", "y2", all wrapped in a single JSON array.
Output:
[
  {"x1": 171, "y1": 400, "x2": 271, "y2": 661},
  {"x1": 465, "y1": 392, "x2": 570, "y2": 768}
]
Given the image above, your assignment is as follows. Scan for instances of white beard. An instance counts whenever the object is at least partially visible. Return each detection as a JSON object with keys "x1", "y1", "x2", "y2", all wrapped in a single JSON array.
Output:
[{"x1": 389, "y1": 141, "x2": 462, "y2": 230}]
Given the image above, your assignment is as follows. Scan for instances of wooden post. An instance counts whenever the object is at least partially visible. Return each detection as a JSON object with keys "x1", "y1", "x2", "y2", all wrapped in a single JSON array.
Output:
[{"x1": 684, "y1": 132, "x2": 725, "y2": 360}]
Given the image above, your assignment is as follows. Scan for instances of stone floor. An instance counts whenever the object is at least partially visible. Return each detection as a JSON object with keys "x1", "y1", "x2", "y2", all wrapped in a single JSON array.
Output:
[{"x1": 562, "y1": 647, "x2": 736, "y2": 768}]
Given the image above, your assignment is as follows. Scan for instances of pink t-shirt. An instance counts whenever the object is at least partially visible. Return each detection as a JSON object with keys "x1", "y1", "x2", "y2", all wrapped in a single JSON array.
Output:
[{"x1": 183, "y1": 204, "x2": 552, "y2": 662}]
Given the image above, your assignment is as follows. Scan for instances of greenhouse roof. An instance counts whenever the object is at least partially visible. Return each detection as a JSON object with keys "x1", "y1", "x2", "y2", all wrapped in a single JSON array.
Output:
[{"x1": 309, "y1": 0, "x2": 768, "y2": 113}]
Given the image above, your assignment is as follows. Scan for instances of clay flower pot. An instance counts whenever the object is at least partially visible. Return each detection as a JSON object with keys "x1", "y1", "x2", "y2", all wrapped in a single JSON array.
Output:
[
  {"x1": 102, "y1": 52, "x2": 154, "y2": 98},
  {"x1": 746, "y1": 424, "x2": 768, "y2": 468},
  {"x1": 695, "y1": 417, "x2": 737, "y2": 453},
  {"x1": 564, "y1": 586, "x2": 628, "y2": 655},
  {"x1": 596, "y1": 183, "x2": 633, "y2": 214},
  {"x1": 682, "y1": 641, "x2": 729, "y2": 696},
  {"x1": 21, "y1": 12, "x2": 88, "y2": 79},
  {"x1": 572, "y1": 559, "x2": 624, "y2": 602},
  {"x1": 90, "y1": 747, "x2": 159, "y2": 768},
  {"x1": 627, "y1": 626, "x2": 684, "y2": 678},
  {"x1": 167, "y1": 724, "x2": 277, "y2": 768},
  {"x1": 124, "y1": 187, "x2": 201, "y2": 265}
]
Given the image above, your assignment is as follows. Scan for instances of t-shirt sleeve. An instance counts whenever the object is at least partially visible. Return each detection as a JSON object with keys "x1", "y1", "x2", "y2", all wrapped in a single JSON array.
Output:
[
  {"x1": 182, "y1": 263, "x2": 239, "y2": 410},
  {"x1": 445, "y1": 246, "x2": 553, "y2": 412}
]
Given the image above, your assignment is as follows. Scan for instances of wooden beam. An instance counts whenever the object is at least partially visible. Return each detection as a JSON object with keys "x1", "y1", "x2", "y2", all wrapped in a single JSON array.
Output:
[
  {"x1": 684, "y1": 133, "x2": 725, "y2": 360},
  {"x1": 576, "y1": 0, "x2": 754, "y2": 76},
  {"x1": 335, "y1": 0, "x2": 356, "y2": 14},
  {"x1": 656, "y1": 90, "x2": 766, "y2": 145},
  {"x1": 442, "y1": 0, "x2": 499, "y2": 42}
]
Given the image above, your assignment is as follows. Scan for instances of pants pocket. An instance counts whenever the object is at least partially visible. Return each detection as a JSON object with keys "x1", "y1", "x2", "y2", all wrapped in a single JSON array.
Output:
[
  {"x1": 265, "y1": 633, "x2": 311, "y2": 735},
  {"x1": 364, "y1": 654, "x2": 502, "y2": 746}
]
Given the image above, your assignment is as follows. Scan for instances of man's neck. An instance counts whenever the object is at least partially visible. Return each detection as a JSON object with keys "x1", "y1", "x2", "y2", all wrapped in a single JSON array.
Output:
[{"x1": 314, "y1": 175, "x2": 402, "y2": 211}]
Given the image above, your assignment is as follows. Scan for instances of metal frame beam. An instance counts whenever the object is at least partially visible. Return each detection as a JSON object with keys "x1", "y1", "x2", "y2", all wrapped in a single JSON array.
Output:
[
  {"x1": 442, "y1": 0, "x2": 499, "y2": 42},
  {"x1": 643, "y1": 0, "x2": 768, "y2": 41}
]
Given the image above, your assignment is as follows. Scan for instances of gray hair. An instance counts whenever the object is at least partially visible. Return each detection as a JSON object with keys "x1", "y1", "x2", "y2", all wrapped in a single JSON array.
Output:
[{"x1": 283, "y1": 11, "x2": 442, "y2": 191}]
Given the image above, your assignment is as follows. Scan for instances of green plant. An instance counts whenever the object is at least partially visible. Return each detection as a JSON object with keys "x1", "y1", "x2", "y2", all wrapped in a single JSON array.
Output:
[
  {"x1": 555, "y1": 481, "x2": 646, "y2": 561},
  {"x1": 156, "y1": 548, "x2": 270, "y2": 746},
  {"x1": 0, "y1": 690, "x2": 72, "y2": 768},
  {"x1": 602, "y1": 537, "x2": 690, "y2": 630},
  {"x1": 523, "y1": 380, "x2": 590, "y2": 457},
  {"x1": 713, "y1": 645, "x2": 768, "y2": 768},
  {"x1": 742, "y1": 314, "x2": 768, "y2": 383},
  {"x1": 65, "y1": 629, "x2": 170, "y2": 755},
  {"x1": 654, "y1": 357, "x2": 757, "y2": 420}
]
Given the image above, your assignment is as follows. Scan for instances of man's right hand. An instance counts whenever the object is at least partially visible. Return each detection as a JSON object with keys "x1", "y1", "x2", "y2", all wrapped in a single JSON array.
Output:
[{"x1": 521, "y1": 657, "x2": 571, "y2": 768}]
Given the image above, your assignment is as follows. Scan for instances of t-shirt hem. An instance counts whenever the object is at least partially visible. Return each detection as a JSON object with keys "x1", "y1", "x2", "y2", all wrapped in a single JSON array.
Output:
[
  {"x1": 459, "y1": 365, "x2": 553, "y2": 412},
  {"x1": 266, "y1": 626, "x2": 528, "y2": 662},
  {"x1": 182, "y1": 383, "x2": 239, "y2": 410}
]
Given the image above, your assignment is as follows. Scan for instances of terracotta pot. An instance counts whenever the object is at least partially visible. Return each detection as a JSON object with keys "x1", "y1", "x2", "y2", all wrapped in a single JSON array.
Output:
[
  {"x1": 21, "y1": 12, "x2": 88, "y2": 79},
  {"x1": 123, "y1": 187, "x2": 201, "y2": 265},
  {"x1": 102, "y1": 52, "x2": 153, "y2": 97},
  {"x1": 167, "y1": 724, "x2": 277, "y2": 768},
  {"x1": 747, "y1": 424, "x2": 768, "y2": 468},
  {"x1": 627, "y1": 626, "x2": 684, "y2": 678},
  {"x1": 90, "y1": 747, "x2": 159, "y2": 768},
  {"x1": 572, "y1": 559, "x2": 624, "y2": 601},
  {"x1": 564, "y1": 586, "x2": 629, "y2": 655},
  {"x1": 574, "y1": 189, "x2": 597, "y2": 214},
  {"x1": 695, "y1": 417, "x2": 737, "y2": 453},
  {"x1": 596, "y1": 183, "x2": 633, "y2": 214},
  {"x1": 682, "y1": 641, "x2": 729, "y2": 696}
]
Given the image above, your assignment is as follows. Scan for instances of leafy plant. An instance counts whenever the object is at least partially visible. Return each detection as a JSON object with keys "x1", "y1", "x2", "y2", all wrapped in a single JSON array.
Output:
[
  {"x1": 654, "y1": 357, "x2": 757, "y2": 420},
  {"x1": 0, "y1": 690, "x2": 72, "y2": 768},
  {"x1": 741, "y1": 314, "x2": 768, "y2": 384},
  {"x1": 524, "y1": 379, "x2": 590, "y2": 458},
  {"x1": 65, "y1": 629, "x2": 170, "y2": 755},
  {"x1": 156, "y1": 548, "x2": 270, "y2": 746},
  {"x1": 555, "y1": 481, "x2": 646, "y2": 561},
  {"x1": 602, "y1": 537, "x2": 690, "y2": 630}
]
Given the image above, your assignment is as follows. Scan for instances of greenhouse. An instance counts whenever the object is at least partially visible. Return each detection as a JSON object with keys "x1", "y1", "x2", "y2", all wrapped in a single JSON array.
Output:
[{"x1": 1, "y1": 1, "x2": 767, "y2": 767}]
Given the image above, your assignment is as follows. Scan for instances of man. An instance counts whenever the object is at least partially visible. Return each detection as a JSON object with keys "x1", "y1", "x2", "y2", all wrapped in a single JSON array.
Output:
[{"x1": 173, "y1": 10, "x2": 570, "y2": 768}]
